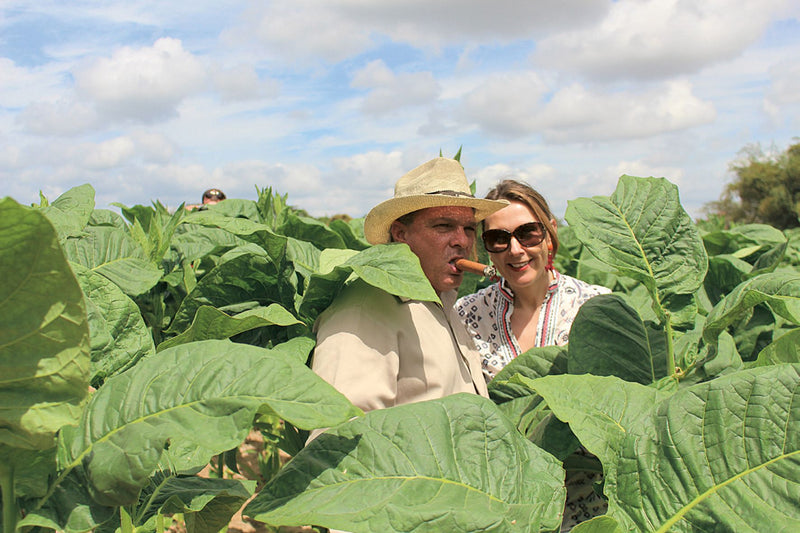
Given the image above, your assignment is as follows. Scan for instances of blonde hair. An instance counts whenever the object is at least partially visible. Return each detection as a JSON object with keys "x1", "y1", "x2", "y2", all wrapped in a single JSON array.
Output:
[{"x1": 484, "y1": 179, "x2": 559, "y2": 256}]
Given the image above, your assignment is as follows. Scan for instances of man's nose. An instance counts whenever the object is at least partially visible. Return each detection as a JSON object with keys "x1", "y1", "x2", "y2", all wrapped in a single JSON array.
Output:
[{"x1": 451, "y1": 226, "x2": 473, "y2": 248}]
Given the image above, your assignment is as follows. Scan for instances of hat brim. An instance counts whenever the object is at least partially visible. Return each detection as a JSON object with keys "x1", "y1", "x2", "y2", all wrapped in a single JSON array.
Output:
[{"x1": 364, "y1": 194, "x2": 508, "y2": 245}]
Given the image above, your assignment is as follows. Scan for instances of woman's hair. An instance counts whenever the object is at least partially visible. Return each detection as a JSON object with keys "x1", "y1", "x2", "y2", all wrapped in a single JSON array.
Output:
[{"x1": 484, "y1": 179, "x2": 559, "y2": 256}]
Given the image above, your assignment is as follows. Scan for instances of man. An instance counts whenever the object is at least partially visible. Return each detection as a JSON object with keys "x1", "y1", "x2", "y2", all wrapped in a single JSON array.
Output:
[{"x1": 310, "y1": 157, "x2": 508, "y2": 414}]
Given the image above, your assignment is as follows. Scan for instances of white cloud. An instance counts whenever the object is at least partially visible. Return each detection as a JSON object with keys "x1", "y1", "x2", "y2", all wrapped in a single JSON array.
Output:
[
  {"x1": 83, "y1": 136, "x2": 136, "y2": 169},
  {"x1": 605, "y1": 159, "x2": 685, "y2": 185},
  {"x1": 18, "y1": 100, "x2": 99, "y2": 136},
  {"x1": 341, "y1": 0, "x2": 609, "y2": 49},
  {"x1": 331, "y1": 150, "x2": 406, "y2": 188},
  {"x1": 131, "y1": 131, "x2": 179, "y2": 163},
  {"x1": 222, "y1": 1, "x2": 373, "y2": 64},
  {"x1": 351, "y1": 60, "x2": 440, "y2": 114},
  {"x1": 764, "y1": 59, "x2": 800, "y2": 121},
  {"x1": 461, "y1": 77, "x2": 716, "y2": 142},
  {"x1": 533, "y1": 0, "x2": 792, "y2": 80},
  {"x1": 223, "y1": 0, "x2": 609, "y2": 65},
  {"x1": 461, "y1": 72, "x2": 550, "y2": 136},
  {"x1": 471, "y1": 162, "x2": 558, "y2": 197},
  {"x1": 0, "y1": 58, "x2": 74, "y2": 111},
  {"x1": 74, "y1": 37, "x2": 207, "y2": 122},
  {"x1": 211, "y1": 64, "x2": 280, "y2": 102},
  {"x1": 539, "y1": 81, "x2": 717, "y2": 142}
]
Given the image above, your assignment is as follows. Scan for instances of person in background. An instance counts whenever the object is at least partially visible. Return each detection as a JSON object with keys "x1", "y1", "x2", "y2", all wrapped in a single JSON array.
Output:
[
  {"x1": 186, "y1": 188, "x2": 227, "y2": 210},
  {"x1": 309, "y1": 157, "x2": 508, "y2": 417},
  {"x1": 455, "y1": 179, "x2": 610, "y2": 531},
  {"x1": 201, "y1": 188, "x2": 226, "y2": 205}
]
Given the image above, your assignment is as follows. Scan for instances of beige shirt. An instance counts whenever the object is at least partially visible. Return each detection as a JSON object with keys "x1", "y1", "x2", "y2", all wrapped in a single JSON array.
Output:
[{"x1": 311, "y1": 278, "x2": 488, "y2": 414}]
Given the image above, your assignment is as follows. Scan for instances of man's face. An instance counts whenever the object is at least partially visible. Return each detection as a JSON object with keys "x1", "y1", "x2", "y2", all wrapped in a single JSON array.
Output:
[{"x1": 390, "y1": 206, "x2": 476, "y2": 294}]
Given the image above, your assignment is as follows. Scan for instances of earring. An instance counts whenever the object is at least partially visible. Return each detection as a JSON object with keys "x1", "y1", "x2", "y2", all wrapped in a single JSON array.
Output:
[{"x1": 546, "y1": 242, "x2": 554, "y2": 271}]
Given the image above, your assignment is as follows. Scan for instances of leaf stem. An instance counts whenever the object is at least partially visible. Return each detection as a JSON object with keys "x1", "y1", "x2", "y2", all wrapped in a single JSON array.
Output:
[
  {"x1": 665, "y1": 311, "x2": 676, "y2": 377},
  {"x1": 1, "y1": 462, "x2": 18, "y2": 533}
]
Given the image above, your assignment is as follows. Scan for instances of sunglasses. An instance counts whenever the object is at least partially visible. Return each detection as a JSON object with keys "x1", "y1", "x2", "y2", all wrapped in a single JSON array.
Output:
[{"x1": 482, "y1": 222, "x2": 547, "y2": 253}]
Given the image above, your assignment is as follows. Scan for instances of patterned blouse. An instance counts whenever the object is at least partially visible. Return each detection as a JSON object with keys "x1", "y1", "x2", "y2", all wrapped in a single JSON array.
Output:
[{"x1": 456, "y1": 270, "x2": 611, "y2": 382}]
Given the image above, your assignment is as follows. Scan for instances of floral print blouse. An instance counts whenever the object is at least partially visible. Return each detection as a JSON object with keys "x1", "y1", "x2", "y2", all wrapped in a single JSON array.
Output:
[{"x1": 455, "y1": 270, "x2": 611, "y2": 382}]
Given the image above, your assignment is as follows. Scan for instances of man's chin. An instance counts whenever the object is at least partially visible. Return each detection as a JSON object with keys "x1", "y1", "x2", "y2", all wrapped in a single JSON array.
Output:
[{"x1": 433, "y1": 275, "x2": 462, "y2": 294}]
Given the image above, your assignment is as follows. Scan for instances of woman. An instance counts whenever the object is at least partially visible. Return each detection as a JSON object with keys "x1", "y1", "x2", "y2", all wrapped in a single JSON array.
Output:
[
  {"x1": 456, "y1": 179, "x2": 610, "y2": 531},
  {"x1": 456, "y1": 179, "x2": 610, "y2": 381}
]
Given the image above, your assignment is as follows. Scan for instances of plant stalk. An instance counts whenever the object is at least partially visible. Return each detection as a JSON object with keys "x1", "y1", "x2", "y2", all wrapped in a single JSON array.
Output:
[
  {"x1": 1, "y1": 463, "x2": 18, "y2": 533},
  {"x1": 665, "y1": 311, "x2": 675, "y2": 377}
]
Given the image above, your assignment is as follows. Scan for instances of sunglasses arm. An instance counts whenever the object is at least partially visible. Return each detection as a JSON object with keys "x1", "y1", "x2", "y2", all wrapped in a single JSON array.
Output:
[{"x1": 455, "y1": 259, "x2": 499, "y2": 281}]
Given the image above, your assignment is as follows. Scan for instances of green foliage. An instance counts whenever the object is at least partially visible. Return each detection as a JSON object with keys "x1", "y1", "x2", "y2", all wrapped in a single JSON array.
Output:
[
  {"x1": 2, "y1": 173, "x2": 800, "y2": 533},
  {"x1": 522, "y1": 366, "x2": 800, "y2": 531},
  {"x1": 245, "y1": 394, "x2": 566, "y2": 532},
  {"x1": 704, "y1": 141, "x2": 800, "y2": 229}
]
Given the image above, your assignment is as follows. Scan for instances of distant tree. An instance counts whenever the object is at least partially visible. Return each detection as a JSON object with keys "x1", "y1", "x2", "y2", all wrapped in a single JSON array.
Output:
[{"x1": 703, "y1": 141, "x2": 800, "y2": 229}]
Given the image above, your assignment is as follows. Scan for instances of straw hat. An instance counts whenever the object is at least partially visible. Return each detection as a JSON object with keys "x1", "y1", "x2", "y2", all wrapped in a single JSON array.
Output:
[{"x1": 364, "y1": 157, "x2": 508, "y2": 245}]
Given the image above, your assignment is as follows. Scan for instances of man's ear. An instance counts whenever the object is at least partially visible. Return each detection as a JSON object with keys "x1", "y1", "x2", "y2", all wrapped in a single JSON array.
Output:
[{"x1": 390, "y1": 220, "x2": 407, "y2": 243}]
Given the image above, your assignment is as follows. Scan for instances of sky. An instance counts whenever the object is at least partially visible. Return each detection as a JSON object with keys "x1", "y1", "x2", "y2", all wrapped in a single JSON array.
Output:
[{"x1": 1, "y1": 1, "x2": 799, "y2": 221}]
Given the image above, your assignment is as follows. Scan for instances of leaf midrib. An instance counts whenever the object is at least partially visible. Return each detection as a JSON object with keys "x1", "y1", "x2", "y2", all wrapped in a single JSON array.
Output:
[{"x1": 654, "y1": 449, "x2": 800, "y2": 532}]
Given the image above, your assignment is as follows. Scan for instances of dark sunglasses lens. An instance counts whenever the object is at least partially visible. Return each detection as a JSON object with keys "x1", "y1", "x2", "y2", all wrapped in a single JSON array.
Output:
[
  {"x1": 482, "y1": 230, "x2": 510, "y2": 253},
  {"x1": 515, "y1": 223, "x2": 545, "y2": 246}
]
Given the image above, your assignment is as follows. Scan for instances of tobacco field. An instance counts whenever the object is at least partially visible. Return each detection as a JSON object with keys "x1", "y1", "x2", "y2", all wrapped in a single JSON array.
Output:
[{"x1": 1, "y1": 175, "x2": 799, "y2": 532}]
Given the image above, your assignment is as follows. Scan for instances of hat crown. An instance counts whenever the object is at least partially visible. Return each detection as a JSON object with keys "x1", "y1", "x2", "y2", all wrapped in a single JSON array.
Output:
[{"x1": 394, "y1": 157, "x2": 472, "y2": 198}]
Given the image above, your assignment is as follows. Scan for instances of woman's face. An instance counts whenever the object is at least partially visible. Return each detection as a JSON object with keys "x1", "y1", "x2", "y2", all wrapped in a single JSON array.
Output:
[{"x1": 482, "y1": 200, "x2": 554, "y2": 292}]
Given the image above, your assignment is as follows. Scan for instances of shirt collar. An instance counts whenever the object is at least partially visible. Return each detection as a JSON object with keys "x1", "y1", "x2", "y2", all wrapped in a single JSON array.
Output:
[{"x1": 497, "y1": 269, "x2": 561, "y2": 301}]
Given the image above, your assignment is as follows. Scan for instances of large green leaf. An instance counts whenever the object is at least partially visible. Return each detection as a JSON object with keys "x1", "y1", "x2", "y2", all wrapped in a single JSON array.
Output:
[
  {"x1": 17, "y1": 468, "x2": 116, "y2": 533},
  {"x1": 286, "y1": 236, "x2": 322, "y2": 284},
  {"x1": 61, "y1": 225, "x2": 162, "y2": 296},
  {"x1": 329, "y1": 217, "x2": 370, "y2": 251},
  {"x1": 277, "y1": 211, "x2": 346, "y2": 249},
  {"x1": 568, "y1": 294, "x2": 668, "y2": 383},
  {"x1": 58, "y1": 340, "x2": 361, "y2": 506},
  {"x1": 245, "y1": 394, "x2": 566, "y2": 532},
  {"x1": 137, "y1": 472, "x2": 255, "y2": 533},
  {"x1": 184, "y1": 211, "x2": 287, "y2": 264},
  {"x1": 526, "y1": 366, "x2": 800, "y2": 531},
  {"x1": 565, "y1": 176, "x2": 707, "y2": 322},
  {"x1": 702, "y1": 223, "x2": 787, "y2": 257},
  {"x1": 157, "y1": 304, "x2": 302, "y2": 351},
  {"x1": 171, "y1": 224, "x2": 247, "y2": 263},
  {"x1": 487, "y1": 345, "x2": 568, "y2": 403},
  {"x1": 168, "y1": 248, "x2": 295, "y2": 334},
  {"x1": 197, "y1": 198, "x2": 262, "y2": 220},
  {"x1": 750, "y1": 327, "x2": 800, "y2": 366},
  {"x1": 37, "y1": 184, "x2": 96, "y2": 241},
  {"x1": 704, "y1": 254, "x2": 753, "y2": 305},
  {"x1": 518, "y1": 374, "x2": 669, "y2": 464},
  {"x1": 72, "y1": 263, "x2": 155, "y2": 386},
  {"x1": 0, "y1": 198, "x2": 89, "y2": 450},
  {"x1": 298, "y1": 243, "x2": 439, "y2": 321},
  {"x1": 703, "y1": 272, "x2": 800, "y2": 344},
  {"x1": 88, "y1": 208, "x2": 128, "y2": 230}
]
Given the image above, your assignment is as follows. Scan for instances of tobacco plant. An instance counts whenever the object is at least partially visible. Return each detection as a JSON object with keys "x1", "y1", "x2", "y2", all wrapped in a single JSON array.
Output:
[{"x1": 1, "y1": 174, "x2": 798, "y2": 533}]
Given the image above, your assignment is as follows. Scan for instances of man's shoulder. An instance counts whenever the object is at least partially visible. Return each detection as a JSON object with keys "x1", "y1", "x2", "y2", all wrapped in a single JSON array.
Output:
[
  {"x1": 322, "y1": 278, "x2": 399, "y2": 316},
  {"x1": 314, "y1": 279, "x2": 405, "y2": 334}
]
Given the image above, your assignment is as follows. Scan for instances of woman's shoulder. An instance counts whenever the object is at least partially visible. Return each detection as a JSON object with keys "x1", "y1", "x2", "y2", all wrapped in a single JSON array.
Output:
[
  {"x1": 557, "y1": 272, "x2": 612, "y2": 296},
  {"x1": 455, "y1": 282, "x2": 502, "y2": 314}
]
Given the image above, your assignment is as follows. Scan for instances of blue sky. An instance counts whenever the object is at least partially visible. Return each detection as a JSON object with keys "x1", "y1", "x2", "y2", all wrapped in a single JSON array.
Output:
[{"x1": 1, "y1": 1, "x2": 798, "y2": 220}]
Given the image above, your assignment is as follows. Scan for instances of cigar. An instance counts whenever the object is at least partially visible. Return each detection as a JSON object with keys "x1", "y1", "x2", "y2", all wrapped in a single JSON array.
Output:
[{"x1": 455, "y1": 258, "x2": 498, "y2": 280}]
